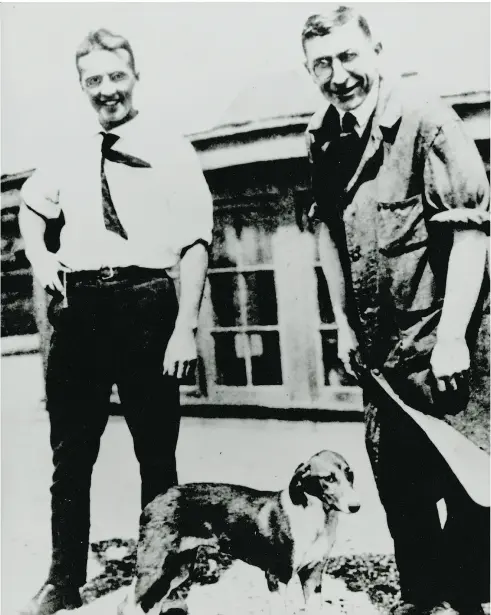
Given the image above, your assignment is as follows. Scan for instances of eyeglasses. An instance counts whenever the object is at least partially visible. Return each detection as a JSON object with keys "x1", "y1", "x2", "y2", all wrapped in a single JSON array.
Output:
[
  {"x1": 312, "y1": 58, "x2": 334, "y2": 79},
  {"x1": 312, "y1": 52, "x2": 359, "y2": 79}
]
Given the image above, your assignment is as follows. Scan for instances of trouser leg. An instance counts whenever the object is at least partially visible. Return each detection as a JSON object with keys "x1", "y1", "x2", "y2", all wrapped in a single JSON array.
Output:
[
  {"x1": 120, "y1": 372, "x2": 180, "y2": 509},
  {"x1": 45, "y1": 297, "x2": 112, "y2": 588},
  {"x1": 365, "y1": 404, "x2": 446, "y2": 606},
  {"x1": 439, "y1": 468, "x2": 490, "y2": 606},
  {"x1": 114, "y1": 275, "x2": 181, "y2": 510}
]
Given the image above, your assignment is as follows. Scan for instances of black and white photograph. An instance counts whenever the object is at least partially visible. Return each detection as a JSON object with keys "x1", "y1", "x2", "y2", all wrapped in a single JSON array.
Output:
[{"x1": 1, "y1": 3, "x2": 490, "y2": 615}]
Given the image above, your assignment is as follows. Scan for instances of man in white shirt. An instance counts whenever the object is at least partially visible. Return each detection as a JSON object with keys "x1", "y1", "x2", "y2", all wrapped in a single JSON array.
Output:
[{"x1": 19, "y1": 28, "x2": 213, "y2": 615}]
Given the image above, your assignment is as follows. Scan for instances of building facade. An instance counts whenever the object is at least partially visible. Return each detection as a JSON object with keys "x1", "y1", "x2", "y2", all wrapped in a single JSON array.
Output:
[{"x1": 2, "y1": 71, "x2": 489, "y2": 412}]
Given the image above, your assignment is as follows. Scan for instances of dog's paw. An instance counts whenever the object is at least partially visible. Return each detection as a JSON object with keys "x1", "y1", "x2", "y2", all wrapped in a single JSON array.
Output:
[{"x1": 192, "y1": 547, "x2": 232, "y2": 586}]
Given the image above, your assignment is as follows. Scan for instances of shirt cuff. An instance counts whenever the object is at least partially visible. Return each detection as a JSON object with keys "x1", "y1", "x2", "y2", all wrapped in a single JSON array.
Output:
[
  {"x1": 21, "y1": 176, "x2": 61, "y2": 220},
  {"x1": 21, "y1": 194, "x2": 61, "y2": 220},
  {"x1": 430, "y1": 209, "x2": 490, "y2": 235},
  {"x1": 180, "y1": 238, "x2": 210, "y2": 258}
]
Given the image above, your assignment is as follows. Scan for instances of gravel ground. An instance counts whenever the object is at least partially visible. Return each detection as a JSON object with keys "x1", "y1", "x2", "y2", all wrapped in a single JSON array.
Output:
[
  {"x1": 82, "y1": 538, "x2": 399, "y2": 614},
  {"x1": 3, "y1": 354, "x2": 489, "y2": 615},
  {"x1": 81, "y1": 533, "x2": 491, "y2": 615}
]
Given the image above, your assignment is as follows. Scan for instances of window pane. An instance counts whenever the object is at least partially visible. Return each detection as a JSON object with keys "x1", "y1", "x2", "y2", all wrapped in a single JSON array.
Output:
[
  {"x1": 321, "y1": 331, "x2": 356, "y2": 387},
  {"x1": 241, "y1": 224, "x2": 274, "y2": 266},
  {"x1": 213, "y1": 332, "x2": 247, "y2": 386},
  {"x1": 251, "y1": 331, "x2": 282, "y2": 385},
  {"x1": 244, "y1": 271, "x2": 278, "y2": 326},
  {"x1": 315, "y1": 267, "x2": 335, "y2": 324},
  {"x1": 209, "y1": 211, "x2": 276, "y2": 268},
  {"x1": 210, "y1": 214, "x2": 239, "y2": 268},
  {"x1": 180, "y1": 356, "x2": 200, "y2": 387},
  {"x1": 209, "y1": 273, "x2": 241, "y2": 327}
]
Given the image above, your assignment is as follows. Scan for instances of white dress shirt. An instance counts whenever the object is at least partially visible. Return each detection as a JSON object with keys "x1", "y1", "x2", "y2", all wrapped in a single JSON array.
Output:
[{"x1": 21, "y1": 110, "x2": 213, "y2": 271}]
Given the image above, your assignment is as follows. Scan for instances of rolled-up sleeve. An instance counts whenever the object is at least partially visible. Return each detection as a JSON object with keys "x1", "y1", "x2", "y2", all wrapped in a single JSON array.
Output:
[
  {"x1": 166, "y1": 135, "x2": 213, "y2": 256},
  {"x1": 21, "y1": 162, "x2": 61, "y2": 220},
  {"x1": 424, "y1": 119, "x2": 490, "y2": 234}
]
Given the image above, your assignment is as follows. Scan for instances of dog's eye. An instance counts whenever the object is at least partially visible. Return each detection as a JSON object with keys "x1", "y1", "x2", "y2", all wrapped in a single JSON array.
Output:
[{"x1": 324, "y1": 474, "x2": 336, "y2": 483}]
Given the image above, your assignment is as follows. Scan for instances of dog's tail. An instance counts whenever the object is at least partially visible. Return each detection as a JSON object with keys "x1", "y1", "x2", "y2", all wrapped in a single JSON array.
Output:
[{"x1": 134, "y1": 506, "x2": 180, "y2": 609}]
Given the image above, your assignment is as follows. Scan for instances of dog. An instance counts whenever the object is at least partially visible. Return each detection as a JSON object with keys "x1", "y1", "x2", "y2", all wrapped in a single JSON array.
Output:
[{"x1": 119, "y1": 450, "x2": 360, "y2": 615}]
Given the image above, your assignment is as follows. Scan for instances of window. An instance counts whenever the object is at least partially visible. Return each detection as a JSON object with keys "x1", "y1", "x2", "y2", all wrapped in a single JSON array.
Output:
[
  {"x1": 315, "y1": 266, "x2": 356, "y2": 387},
  {"x1": 194, "y1": 191, "x2": 361, "y2": 410},
  {"x1": 208, "y1": 212, "x2": 282, "y2": 388}
]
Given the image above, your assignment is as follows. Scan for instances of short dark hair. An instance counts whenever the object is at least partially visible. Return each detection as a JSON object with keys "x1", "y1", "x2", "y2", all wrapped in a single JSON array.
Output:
[
  {"x1": 301, "y1": 5, "x2": 372, "y2": 53},
  {"x1": 75, "y1": 28, "x2": 137, "y2": 77}
]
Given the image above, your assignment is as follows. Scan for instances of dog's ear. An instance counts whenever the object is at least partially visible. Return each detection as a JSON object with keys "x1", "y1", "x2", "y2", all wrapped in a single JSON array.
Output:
[{"x1": 289, "y1": 462, "x2": 311, "y2": 507}]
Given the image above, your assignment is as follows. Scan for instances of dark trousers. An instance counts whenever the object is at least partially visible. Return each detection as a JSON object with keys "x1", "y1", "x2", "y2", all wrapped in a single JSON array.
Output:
[
  {"x1": 45, "y1": 270, "x2": 181, "y2": 588},
  {"x1": 369, "y1": 406, "x2": 490, "y2": 607}
]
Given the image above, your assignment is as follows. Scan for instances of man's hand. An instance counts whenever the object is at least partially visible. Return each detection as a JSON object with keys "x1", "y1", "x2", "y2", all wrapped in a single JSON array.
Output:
[
  {"x1": 163, "y1": 325, "x2": 198, "y2": 380},
  {"x1": 430, "y1": 336, "x2": 470, "y2": 392},
  {"x1": 31, "y1": 251, "x2": 71, "y2": 295},
  {"x1": 337, "y1": 319, "x2": 360, "y2": 377}
]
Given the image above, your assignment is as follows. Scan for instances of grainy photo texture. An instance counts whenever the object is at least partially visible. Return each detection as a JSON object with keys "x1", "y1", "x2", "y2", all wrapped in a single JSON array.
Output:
[{"x1": 1, "y1": 3, "x2": 490, "y2": 615}]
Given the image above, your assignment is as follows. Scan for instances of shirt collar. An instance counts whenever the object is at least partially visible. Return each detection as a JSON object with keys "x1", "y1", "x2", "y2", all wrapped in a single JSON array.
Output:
[
  {"x1": 308, "y1": 75, "x2": 402, "y2": 141},
  {"x1": 94, "y1": 109, "x2": 141, "y2": 140},
  {"x1": 340, "y1": 77, "x2": 379, "y2": 136},
  {"x1": 94, "y1": 110, "x2": 151, "y2": 160}
]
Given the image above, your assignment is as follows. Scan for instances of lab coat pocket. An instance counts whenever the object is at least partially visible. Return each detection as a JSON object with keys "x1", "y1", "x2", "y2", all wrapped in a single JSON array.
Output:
[
  {"x1": 377, "y1": 194, "x2": 428, "y2": 256},
  {"x1": 377, "y1": 195, "x2": 435, "y2": 313}
]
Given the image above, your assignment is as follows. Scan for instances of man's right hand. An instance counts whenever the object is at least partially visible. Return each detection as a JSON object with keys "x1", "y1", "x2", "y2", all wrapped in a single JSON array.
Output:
[
  {"x1": 31, "y1": 251, "x2": 71, "y2": 295},
  {"x1": 337, "y1": 319, "x2": 360, "y2": 378}
]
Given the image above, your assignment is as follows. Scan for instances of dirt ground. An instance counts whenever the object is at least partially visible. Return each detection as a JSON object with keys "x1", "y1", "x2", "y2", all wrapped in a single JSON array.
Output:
[{"x1": 2, "y1": 352, "x2": 478, "y2": 615}]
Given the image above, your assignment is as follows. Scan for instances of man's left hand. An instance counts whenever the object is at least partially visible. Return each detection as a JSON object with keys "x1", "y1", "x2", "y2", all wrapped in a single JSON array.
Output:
[
  {"x1": 430, "y1": 336, "x2": 470, "y2": 393},
  {"x1": 163, "y1": 326, "x2": 198, "y2": 380}
]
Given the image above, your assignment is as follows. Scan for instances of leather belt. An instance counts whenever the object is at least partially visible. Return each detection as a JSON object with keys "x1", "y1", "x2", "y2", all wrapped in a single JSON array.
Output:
[{"x1": 66, "y1": 266, "x2": 168, "y2": 284}]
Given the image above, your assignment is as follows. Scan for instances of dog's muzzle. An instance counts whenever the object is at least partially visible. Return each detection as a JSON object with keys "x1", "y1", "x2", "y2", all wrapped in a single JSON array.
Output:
[{"x1": 323, "y1": 494, "x2": 361, "y2": 514}]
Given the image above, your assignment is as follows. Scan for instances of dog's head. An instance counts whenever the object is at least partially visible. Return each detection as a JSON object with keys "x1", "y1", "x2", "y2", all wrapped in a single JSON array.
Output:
[{"x1": 288, "y1": 450, "x2": 360, "y2": 514}]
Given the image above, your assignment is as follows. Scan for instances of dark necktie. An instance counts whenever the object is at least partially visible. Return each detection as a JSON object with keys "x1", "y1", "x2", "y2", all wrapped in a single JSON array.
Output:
[
  {"x1": 338, "y1": 111, "x2": 361, "y2": 185},
  {"x1": 100, "y1": 132, "x2": 152, "y2": 240},
  {"x1": 311, "y1": 109, "x2": 365, "y2": 228},
  {"x1": 341, "y1": 111, "x2": 358, "y2": 135}
]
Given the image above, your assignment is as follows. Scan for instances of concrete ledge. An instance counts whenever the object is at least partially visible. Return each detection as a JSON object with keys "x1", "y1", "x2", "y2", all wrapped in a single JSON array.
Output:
[
  {"x1": 3, "y1": 344, "x2": 364, "y2": 421},
  {"x1": 1, "y1": 333, "x2": 40, "y2": 356},
  {"x1": 110, "y1": 402, "x2": 364, "y2": 422},
  {"x1": 31, "y1": 398, "x2": 364, "y2": 423}
]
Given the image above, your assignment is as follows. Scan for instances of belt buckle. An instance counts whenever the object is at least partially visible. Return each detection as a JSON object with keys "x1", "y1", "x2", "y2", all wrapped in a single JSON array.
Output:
[{"x1": 99, "y1": 266, "x2": 115, "y2": 280}]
